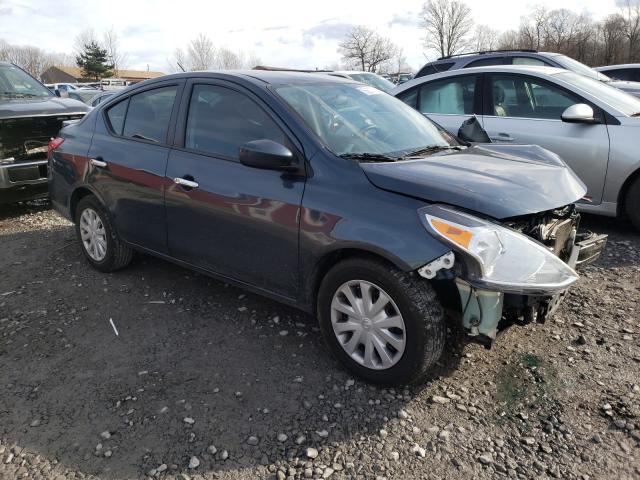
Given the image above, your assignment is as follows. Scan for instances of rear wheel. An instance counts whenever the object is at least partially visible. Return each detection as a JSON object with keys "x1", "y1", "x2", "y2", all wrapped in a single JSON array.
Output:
[
  {"x1": 626, "y1": 177, "x2": 640, "y2": 231},
  {"x1": 75, "y1": 196, "x2": 133, "y2": 272},
  {"x1": 317, "y1": 257, "x2": 446, "y2": 385}
]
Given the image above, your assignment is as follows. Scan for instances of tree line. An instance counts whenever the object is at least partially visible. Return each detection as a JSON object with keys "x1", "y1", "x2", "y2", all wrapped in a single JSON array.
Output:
[{"x1": 420, "y1": 0, "x2": 640, "y2": 66}]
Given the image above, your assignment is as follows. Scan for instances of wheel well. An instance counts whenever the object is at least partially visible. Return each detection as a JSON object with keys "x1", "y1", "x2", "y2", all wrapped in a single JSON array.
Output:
[
  {"x1": 69, "y1": 187, "x2": 94, "y2": 220},
  {"x1": 309, "y1": 248, "x2": 402, "y2": 313},
  {"x1": 617, "y1": 167, "x2": 640, "y2": 218}
]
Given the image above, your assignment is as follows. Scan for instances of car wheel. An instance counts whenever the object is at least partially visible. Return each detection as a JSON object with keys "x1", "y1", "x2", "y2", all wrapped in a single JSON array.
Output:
[
  {"x1": 317, "y1": 257, "x2": 446, "y2": 385},
  {"x1": 75, "y1": 196, "x2": 133, "y2": 272},
  {"x1": 626, "y1": 177, "x2": 640, "y2": 230}
]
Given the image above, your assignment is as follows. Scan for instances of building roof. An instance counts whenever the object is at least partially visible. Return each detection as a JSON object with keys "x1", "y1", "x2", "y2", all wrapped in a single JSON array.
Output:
[{"x1": 51, "y1": 65, "x2": 164, "y2": 80}]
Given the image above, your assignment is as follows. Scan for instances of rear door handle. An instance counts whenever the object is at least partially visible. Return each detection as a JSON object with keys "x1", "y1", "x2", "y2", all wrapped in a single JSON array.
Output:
[
  {"x1": 90, "y1": 158, "x2": 107, "y2": 168},
  {"x1": 174, "y1": 177, "x2": 199, "y2": 189}
]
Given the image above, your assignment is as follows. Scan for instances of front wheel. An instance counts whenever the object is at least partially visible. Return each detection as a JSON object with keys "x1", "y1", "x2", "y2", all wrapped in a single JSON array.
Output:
[{"x1": 317, "y1": 258, "x2": 446, "y2": 385}]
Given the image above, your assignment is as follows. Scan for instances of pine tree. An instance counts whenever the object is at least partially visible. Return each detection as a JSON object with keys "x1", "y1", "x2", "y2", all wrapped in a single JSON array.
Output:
[{"x1": 76, "y1": 41, "x2": 114, "y2": 81}]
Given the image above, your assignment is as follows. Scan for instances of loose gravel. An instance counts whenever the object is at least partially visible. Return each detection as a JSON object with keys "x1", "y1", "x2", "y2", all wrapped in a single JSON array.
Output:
[{"x1": 0, "y1": 201, "x2": 638, "y2": 479}]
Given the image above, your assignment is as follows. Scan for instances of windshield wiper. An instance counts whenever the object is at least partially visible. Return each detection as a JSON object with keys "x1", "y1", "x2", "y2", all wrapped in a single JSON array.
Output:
[
  {"x1": 631, "y1": 112, "x2": 640, "y2": 117},
  {"x1": 399, "y1": 145, "x2": 462, "y2": 158},
  {"x1": 339, "y1": 152, "x2": 398, "y2": 162}
]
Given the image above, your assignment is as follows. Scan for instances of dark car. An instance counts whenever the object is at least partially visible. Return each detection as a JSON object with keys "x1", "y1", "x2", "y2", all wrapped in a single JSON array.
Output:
[
  {"x1": 416, "y1": 50, "x2": 640, "y2": 98},
  {"x1": 0, "y1": 62, "x2": 89, "y2": 203},
  {"x1": 49, "y1": 71, "x2": 605, "y2": 384},
  {"x1": 595, "y1": 64, "x2": 640, "y2": 82}
]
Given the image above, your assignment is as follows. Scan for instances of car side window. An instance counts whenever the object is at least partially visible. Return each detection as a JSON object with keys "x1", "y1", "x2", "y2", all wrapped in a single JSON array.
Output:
[
  {"x1": 106, "y1": 99, "x2": 128, "y2": 135},
  {"x1": 417, "y1": 76, "x2": 476, "y2": 115},
  {"x1": 184, "y1": 84, "x2": 285, "y2": 160},
  {"x1": 122, "y1": 86, "x2": 178, "y2": 143},
  {"x1": 490, "y1": 75, "x2": 580, "y2": 120},
  {"x1": 397, "y1": 88, "x2": 418, "y2": 109},
  {"x1": 606, "y1": 69, "x2": 636, "y2": 81},
  {"x1": 465, "y1": 57, "x2": 504, "y2": 68},
  {"x1": 511, "y1": 57, "x2": 548, "y2": 66},
  {"x1": 419, "y1": 62, "x2": 455, "y2": 76}
]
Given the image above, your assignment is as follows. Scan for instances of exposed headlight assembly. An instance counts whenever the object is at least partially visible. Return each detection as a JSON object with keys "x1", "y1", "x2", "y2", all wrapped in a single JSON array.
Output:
[{"x1": 420, "y1": 205, "x2": 578, "y2": 294}]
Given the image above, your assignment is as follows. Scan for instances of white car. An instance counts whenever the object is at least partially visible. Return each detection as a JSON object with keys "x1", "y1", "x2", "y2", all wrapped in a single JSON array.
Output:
[
  {"x1": 392, "y1": 65, "x2": 640, "y2": 228},
  {"x1": 326, "y1": 71, "x2": 396, "y2": 93}
]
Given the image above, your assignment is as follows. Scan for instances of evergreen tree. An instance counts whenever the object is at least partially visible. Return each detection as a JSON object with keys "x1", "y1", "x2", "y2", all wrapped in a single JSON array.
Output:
[{"x1": 76, "y1": 41, "x2": 114, "y2": 80}]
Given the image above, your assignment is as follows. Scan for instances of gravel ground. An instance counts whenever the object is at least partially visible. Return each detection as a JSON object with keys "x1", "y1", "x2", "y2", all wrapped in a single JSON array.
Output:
[{"x1": 0, "y1": 200, "x2": 638, "y2": 480}]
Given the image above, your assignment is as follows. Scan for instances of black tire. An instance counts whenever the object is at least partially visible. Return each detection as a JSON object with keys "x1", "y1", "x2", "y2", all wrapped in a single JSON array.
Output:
[
  {"x1": 74, "y1": 195, "x2": 133, "y2": 272},
  {"x1": 626, "y1": 177, "x2": 640, "y2": 231},
  {"x1": 317, "y1": 257, "x2": 446, "y2": 385}
]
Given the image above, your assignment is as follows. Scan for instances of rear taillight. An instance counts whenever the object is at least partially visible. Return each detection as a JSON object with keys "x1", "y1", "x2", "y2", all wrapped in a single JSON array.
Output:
[{"x1": 48, "y1": 137, "x2": 64, "y2": 158}]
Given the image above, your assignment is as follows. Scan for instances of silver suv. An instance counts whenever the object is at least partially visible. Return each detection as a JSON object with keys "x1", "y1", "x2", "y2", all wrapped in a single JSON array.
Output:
[
  {"x1": 392, "y1": 65, "x2": 640, "y2": 229},
  {"x1": 416, "y1": 50, "x2": 640, "y2": 98}
]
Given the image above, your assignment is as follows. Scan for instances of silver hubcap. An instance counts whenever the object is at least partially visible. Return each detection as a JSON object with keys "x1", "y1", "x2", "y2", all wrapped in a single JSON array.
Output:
[
  {"x1": 79, "y1": 208, "x2": 107, "y2": 261},
  {"x1": 330, "y1": 280, "x2": 406, "y2": 370}
]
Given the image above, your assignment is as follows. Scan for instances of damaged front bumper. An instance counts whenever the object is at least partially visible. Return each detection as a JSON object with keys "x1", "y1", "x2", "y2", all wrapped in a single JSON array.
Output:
[
  {"x1": 0, "y1": 159, "x2": 49, "y2": 203},
  {"x1": 420, "y1": 228, "x2": 607, "y2": 346}
]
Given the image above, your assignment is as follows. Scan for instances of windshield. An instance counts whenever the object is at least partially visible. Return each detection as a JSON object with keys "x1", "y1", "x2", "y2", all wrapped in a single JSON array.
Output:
[
  {"x1": 555, "y1": 71, "x2": 640, "y2": 117},
  {"x1": 553, "y1": 54, "x2": 611, "y2": 82},
  {"x1": 347, "y1": 73, "x2": 396, "y2": 92},
  {"x1": 275, "y1": 83, "x2": 450, "y2": 157},
  {"x1": 0, "y1": 64, "x2": 53, "y2": 98}
]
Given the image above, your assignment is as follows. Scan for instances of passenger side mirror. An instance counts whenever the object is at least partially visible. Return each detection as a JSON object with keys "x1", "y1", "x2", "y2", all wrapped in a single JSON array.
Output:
[
  {"x1": 458, "y1": 116, "x2": 491, "y2": 144},
  {"x1": 561, "y1": 104, "x2": 596, "y2": 124},
  {"x1": 239, "y1": 139, "x2": 296, "y2": 171}
]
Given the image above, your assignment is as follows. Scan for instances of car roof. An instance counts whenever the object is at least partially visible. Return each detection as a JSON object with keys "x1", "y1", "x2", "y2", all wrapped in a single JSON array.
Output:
[
  {"x1": 393, "y1": 65, "x2": 567, "y2": 93},
  {"x1": 139, "y1": 70, "x2": 357, "y2": 87}
]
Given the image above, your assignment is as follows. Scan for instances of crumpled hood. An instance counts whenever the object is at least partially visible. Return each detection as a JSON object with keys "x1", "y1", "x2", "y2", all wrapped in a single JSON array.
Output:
[
  {"x1": 360, "y1": 144, "x2": 587, "y2": 219},
  {"x1": 0, "y1": 96, "x2": 89, "y2": 119}
]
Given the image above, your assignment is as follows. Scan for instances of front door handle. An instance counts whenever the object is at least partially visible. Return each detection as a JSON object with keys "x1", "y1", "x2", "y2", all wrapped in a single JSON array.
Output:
[
  {"x1": 490, "y1": 133, "x2": 514, "y2": 142},
  {"x1": 174, "y1": 177, "x2": 199, "y2": 189},
  {"x1": 90, "y1": 158, "x2": 107, "y2": 168}
]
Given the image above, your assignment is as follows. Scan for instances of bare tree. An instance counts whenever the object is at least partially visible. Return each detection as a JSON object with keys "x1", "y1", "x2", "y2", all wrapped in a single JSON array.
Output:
[
  {"x1": 0, "y1": 39, "x2": 59, "y2": 78},
  {"x1": 471, "y1": 24, "x2": 499, "y2": 52},
  {"x1": 621, "y1": 0, "x2": 640, "y2": 62},
  {"x1": 338, "y1": 26, "x2": 397, "y2": 72},
  {"x1": 216, "y1": 47, "x2": 243, "y2": 69},
  {"x1": 73, "y1": 29, "x2": 98, "y2": 58},
  {"x1": 103, "y1": 27, "x2": 128, "y2": 76},
  {"x1": 187, "y1": 33, "x2": 216, "y2": 70},
  {"x1": 420, "y1": 0, "x2": 473, "y2": 57},
  {"x1": 601, "y1": 14, "x2": 627, "y2": 65}
]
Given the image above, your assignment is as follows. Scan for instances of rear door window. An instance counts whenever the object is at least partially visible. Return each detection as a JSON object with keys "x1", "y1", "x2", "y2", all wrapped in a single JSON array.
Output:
[
  {"x1": 184, "y1": 84, "x2": 285, "y2": 160},
  {"x1": 417, "y1": 76, "x2": 477, "y2": 114},
  {"x1": 511, "y1": 57, "x2": 549, "y2": 66},
  {"x1": 122, "y1": 86, "x2": 178, "y2": 143},
  {"x1": 106, "y1": 99, "x2": 128, "y2": 135}
]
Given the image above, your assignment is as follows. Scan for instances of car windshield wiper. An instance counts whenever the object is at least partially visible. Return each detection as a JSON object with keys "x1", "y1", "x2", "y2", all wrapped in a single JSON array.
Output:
[
  {"x1": 0, "y1": 92, "x2": 40, "y2": 98},
  {"x1": 399, "y1": 145, "x2": 462, "y2": 158},
  {"x1": 631, "y1": 112, "x2": 640, "y2": 117},
  {"x1": 339, "y1": 152, "x2": 398, "y2": 162}
]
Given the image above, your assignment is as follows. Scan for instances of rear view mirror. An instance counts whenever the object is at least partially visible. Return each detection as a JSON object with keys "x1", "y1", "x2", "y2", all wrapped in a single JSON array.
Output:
[
  {"x1": 458, "y1": 116, "x2": 491, "y2": 144},
  {"x1": 239, "y1": 139, "x2": 296, "y2": 171},
  {"x1": 561, "y1": 104, "x2": 596, "y2": 124}
]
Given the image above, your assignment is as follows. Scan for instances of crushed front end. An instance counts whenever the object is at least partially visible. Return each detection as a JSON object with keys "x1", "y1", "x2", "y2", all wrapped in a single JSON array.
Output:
[{"x1": 418, "y1": 204, "x2": 607, "y2": 347}]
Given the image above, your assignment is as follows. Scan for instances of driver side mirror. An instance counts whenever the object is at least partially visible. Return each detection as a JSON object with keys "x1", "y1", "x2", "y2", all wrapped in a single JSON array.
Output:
[
  {"x1": 239, "y1": 139, "x2": 298, "y2": 172},
  {"x1": 561, "y1": 104, "x2": 596, "y2": 124}
]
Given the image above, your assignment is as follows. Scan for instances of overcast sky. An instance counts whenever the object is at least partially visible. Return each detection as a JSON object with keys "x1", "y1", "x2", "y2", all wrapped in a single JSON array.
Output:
[{"x1": 0, "y1": 0, "x2": 625, "y2": 72}]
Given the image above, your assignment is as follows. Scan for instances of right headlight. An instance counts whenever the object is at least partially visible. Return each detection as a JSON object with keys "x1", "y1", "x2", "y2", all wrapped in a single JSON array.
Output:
[{"x1": 420, "y1": 205, "x2": 578, "y2": 294}]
